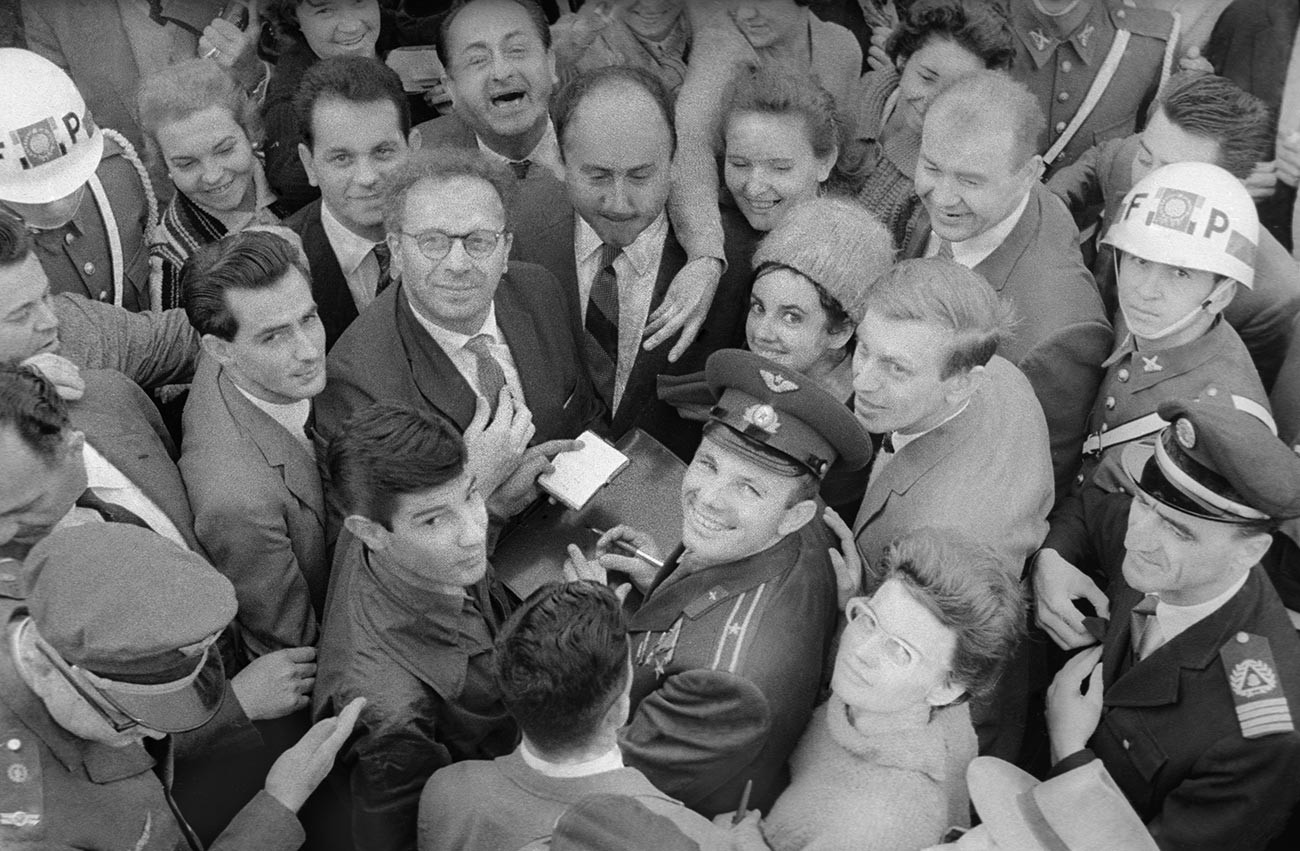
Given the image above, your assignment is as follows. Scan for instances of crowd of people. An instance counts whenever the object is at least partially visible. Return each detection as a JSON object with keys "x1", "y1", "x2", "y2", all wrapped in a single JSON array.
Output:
[{"x1": 2, "y1": 0, "x2": 1300, "y2": 849}]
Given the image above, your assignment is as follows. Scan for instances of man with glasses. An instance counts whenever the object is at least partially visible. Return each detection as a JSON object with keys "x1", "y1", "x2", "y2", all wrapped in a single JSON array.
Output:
[
  {"x1": 316, "y1": 147, "x2": 602, "y2": 525},
  {"x1": 0, "y1": 523, "x2": 364, "y2": 848}
]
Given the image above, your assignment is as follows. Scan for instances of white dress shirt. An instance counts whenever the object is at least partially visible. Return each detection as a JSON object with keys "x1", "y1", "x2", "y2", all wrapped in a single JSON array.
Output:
[
  {"x1": 67, "y1": 442, "x2": 187, "y2": 548},
  {"x1": 575, "y1": 212, "x2": 668, "y2": 410},
  {"x1": 405, "y1": 295, "x2": 529, "y2": 413},
  {"x1": 866, "y1": 401, "x2": 971, "y2": 488},
  {"x1": 925, "y1": 190, "x2": 1032, "y2": 269},
  {"x1": 475, "y1": 119, "x2": 565, "y2": 181},
  {"x1": 321, "y1": 202, "x2": 384, "y2": 313},
  {"x1": 1148, "y1": 569, "x2": 1253, "y2": 651},
  {"x1": 233, "y1": 383, "x2": 315, "y2": 457}
]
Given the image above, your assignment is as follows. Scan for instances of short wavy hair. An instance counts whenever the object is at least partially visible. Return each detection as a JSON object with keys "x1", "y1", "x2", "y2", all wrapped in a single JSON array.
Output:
[
  {"x1": 136, "y1": 59, "x2": 261, "y2": 171},
  {"x1": 0, "y1": 364, "x2": 71, "y2": 466},
  {"x1": 182, "y1": 230, "x2": 309, "y2": 341},
  {"x1": 867, "y1": 528, "x2": 1026, "y2": 703},
  {"x1": 382, "y1": 147, "x2": 517, "y2": 236},
  {"x1": 1152, "y1": 72, "x2": 1274, "y2": 180},
  {"x1": 887, "y1": 0, "x2": 1016, "y2": 70}
]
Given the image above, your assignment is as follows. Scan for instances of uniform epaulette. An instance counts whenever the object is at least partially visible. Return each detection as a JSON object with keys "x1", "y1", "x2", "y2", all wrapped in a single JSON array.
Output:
[
  {"x1": 1221, "y1": 631, "x2": 1297, "y2": 739},
  {"x1": 0, "y1": 733, "x2": 43, "y2": 834},
  {"x1": 1109, "y1": 4, "x2": 1174, "y2": 40}
]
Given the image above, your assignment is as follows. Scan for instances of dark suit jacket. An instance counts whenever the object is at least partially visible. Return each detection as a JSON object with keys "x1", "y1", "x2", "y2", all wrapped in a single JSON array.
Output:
[
  {"x1": 510, "y1": 209, "x2": 755, "y2": 441},
  {"x1": 284, "y1": 199, "x2": 357, "y2": 352},
  {"x1": 905, "y1": 185, "x2": 1113, "y2": 500},
  {"x1": 316, "y1": 263, "x2": 605, "y2": 452},
  {"x1": 70, "y1": 369, "x2": 201, "y2": 552},
  {"x1": 180, "y1": 355, "x2": 329, "y2": 657}
]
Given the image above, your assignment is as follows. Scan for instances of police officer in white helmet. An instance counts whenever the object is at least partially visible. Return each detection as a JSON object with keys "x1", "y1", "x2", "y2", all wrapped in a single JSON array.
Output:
[{"x1": 0, "y1": 48, "x2": 156, "y2": 312}]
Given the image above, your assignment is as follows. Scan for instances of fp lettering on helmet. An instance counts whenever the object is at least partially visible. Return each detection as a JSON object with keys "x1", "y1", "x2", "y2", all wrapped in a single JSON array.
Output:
[{"x1": 1147, "y1": 187, "x2": 1205, "y2": 235}]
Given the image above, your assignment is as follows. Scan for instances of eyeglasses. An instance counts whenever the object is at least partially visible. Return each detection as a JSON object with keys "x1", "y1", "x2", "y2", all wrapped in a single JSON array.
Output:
[
  {"x1": 844, "y1": 597, "x2": 924, "y2": 669},
  {"x1": 36, "y1": 639, "x2": 141, "y2": 733},
  {"x1": 398, "y1": 228, "x2": 506, "y2": 261}
]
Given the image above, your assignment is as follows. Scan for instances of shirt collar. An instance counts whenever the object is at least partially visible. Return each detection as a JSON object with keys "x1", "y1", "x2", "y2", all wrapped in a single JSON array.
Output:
[
  {"x1": 518, "y1": 740, "x2": 624, "y2": 778},
  {"x1": 476, "y1": 119, "x2": 564, "y2": 181},
  {"x1": 889, "y1": 400, "x2": 971, "y2": 454},
  {"x1": 231, "y1": 382, "x2": 312, "y2": 440},
  {"x1": 81, "y1": 441, "x2": 132, "y2": 491},
  {"x1": 948, "y1": 189, "x2": 1032, "y2": 268},
  {"x1": 575, "y1": 211, "x2": 669, "y2": 277},
  {"x1": 405, "y1": 291, "x2": 502, "y2": 352},
  {"x1": 320, "y1": 199, "x2": 383, "y2": 278},
  {"x1": 1153, "y1": 568, "x2": 1252, "y2": 645}
]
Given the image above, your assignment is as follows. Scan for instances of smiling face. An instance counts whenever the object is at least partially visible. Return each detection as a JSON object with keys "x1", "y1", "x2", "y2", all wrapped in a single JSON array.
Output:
[
  {"x1": 852, "y1": 311, "x2": 973, "y2": 436},
  {"x1": 729, "y1": 0, "x2": 806, "y2": 50},
  {"x1": 156, "y1": 106, "x2": 256, "y2": 213},
  {"x1": 1131, "y1": 109, "x2": 1224, "y2": 185},
  {"x1": 562, "y1": 83, "x2": 673, "y2": 249},
  {"x1": 0, "y1": 255, "x2": 60, "y2": 363},
  {"x1": 203, "y1": 266, "x2": 327, "y2": 405},
  {"x1": 621, "y1": 0, "x2": 684, "y2": 41},
  {"x1": 725, "y1": 111, "x2": 834, "y2": 232},
  {"x1": 831, "y1": 580, "x2": 959, "y2": 715},
  {"x1": 679, "y1": 434, "x2": 814, "y2": 566},
  {"x1": 746, "y1": 267, "x2": 849, "y2": 374},
  {"x1": 300, "y1": 97, "x2": 414, "y2": 242},
  {"x1": 916, "y1": 107, "x2": 1038, "y2": 243},
  {"x1": 1121, "y1": 489, "x2": 1264, "y2": 606},
  {"x1": 296, "y1": 0, "x2": 381, "y2": 59},
  {"x1": 0, "y1": 427, "x2": 86, "y2": 550},
  {"x1": 368, "y1": 472, "x2": 489, "y2": 594},
  {"x1": 391, "y1": 175, "x2": 511, "y2": 335},
  {"x1": 1116, "y1": 251, "x2": 1224, "y2": 348},
  {"x1": 443, "y1": 0, "x2": 556, "y2": 155},
  {"x1": 896, "y1": 36, "x2": 986, "y2": 134}
]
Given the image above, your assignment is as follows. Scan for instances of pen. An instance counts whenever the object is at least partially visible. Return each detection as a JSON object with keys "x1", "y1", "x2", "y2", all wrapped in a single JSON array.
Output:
[
  {"x1": 587, "y1": 527, "x2": 666, "y2": 569},
  {"x1": 732, "y1": 779, "x2": 753, "y2": 826}
]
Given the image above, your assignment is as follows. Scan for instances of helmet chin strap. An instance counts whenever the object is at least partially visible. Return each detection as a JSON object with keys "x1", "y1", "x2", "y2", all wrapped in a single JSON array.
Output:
[{"x1": 1114, "y1": 252, "x2": 1233, "y2": 343}]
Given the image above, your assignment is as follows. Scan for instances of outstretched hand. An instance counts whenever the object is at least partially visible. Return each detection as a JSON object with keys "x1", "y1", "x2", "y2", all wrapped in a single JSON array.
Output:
[{"x1": 265, "y1": 696, "x2": 365, "y2": 813}]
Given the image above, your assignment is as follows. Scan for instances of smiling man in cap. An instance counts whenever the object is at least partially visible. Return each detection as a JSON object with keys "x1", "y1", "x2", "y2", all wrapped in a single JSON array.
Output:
[
  {"x1": 567, "y1": 348, "x2": 872, "y2": 817},
  {"x1": 1045, "y1": 396, "x2": 1300, "y2": 851},
  {"x1": 0, "y1": 524, "x2": 363, "y2": 850}
]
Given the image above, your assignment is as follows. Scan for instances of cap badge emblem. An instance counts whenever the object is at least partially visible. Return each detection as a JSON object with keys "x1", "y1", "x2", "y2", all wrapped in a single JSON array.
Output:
[
  {"x1": 1175, "y1": 419, "x2": 1196, "y2": 450},
  {"x1": 760, "y1": 370, "x2": 799, "y2": 394},
  {"x1": 743, "y1": 404, "x2": 781, "y2": 435}
]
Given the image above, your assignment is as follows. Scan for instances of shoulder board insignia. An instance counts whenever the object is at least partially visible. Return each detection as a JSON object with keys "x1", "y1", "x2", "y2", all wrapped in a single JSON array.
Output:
[
  {"x1": 1111, "y1": 6, "x2": 1175, "y2": 40},
  {"x1": 1221, "y1": 632, "x2": 1296, "y2": 739},
  {"x1": 709, "y1": 584, "x2": 768, "y2": 675},
  {"x1": 0, "y1": 734, "x2": 43, "y2": 835}
]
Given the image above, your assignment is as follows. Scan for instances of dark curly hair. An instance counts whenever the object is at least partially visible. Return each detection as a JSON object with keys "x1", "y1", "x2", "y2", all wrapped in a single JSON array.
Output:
[
  {"x1": 0, "y1": 364, "x2": 71, "y2": 466},
  {"x1": 887, "y1": 0, "x2": 1016, "y2": 71}
]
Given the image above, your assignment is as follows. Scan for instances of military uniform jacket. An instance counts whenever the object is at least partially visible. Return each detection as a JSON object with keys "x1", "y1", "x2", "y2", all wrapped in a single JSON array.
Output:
[
  {"x1": 1009, "y1": 0, "x2": 1173, "y2": 174},
  {"x1": 1087, "y1": 567, "x2": 1300, "y2": 850},
  {"x1": 620, "y1": 526, "x2": 839, "y2": 817},
  {"x1": 313, "y1": 534, "x2": 519, "y2": 851},
  {"x1": 24, "y1": 136, "x2": 152, "y2": 312},
  {"x1": 0, "y1": 602, "x2": 303, "y2": 851}
]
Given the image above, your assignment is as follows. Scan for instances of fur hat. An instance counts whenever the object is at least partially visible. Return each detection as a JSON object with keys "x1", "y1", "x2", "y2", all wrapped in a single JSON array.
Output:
[{"x1": 751, "y1": 196, "x2": 895, "y2": 325}]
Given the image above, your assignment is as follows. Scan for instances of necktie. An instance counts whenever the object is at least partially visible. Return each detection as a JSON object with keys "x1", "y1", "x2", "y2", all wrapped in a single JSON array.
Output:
[
  {"x1": 464, "y1": 334, "x2": 507, "y2": 417},
  {"x1": 76, "y1": 489, "x2": 151, "y2": 529},
  {"x1": 586, "y1": 243, "x2": 621, "y2": 367},
  {"x1": 1130, "y1": 594, "x2": 1162, "y2": 662},
  {"x1": 373, "y1": 241, "x2": 392, "y2": 296},
  {"x1": 935, "y1": 238, "x2": 955, "y2": 260},
  {"x1": 509, "y1": 159, "x2": 532, "y2": 180}
]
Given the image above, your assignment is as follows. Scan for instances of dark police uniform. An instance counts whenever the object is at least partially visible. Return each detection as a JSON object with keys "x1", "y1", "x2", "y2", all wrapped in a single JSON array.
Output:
[
  {"x1": 618, "y1": 349, "x2": 873, "y2": 817},
  {"x1": 1009, "y1": 0, "x2": 1174, "y2": 174}
]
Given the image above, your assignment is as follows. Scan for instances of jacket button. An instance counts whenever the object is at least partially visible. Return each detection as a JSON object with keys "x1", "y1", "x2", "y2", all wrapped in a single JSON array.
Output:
[
  {"x1": 5, "y1": 738, "x2": 19, "y2": 751},
  {"x1": 1058, "y1": 91, "x2": 1070, "y2": 102},
  {"x1": 1118, "y1": 368, "x2": 1130, "y2": 382},
  {"x1": 1123, "y1": 738, "x2": 1131, "y2": 749},
  {"x1": 82, "y1": 261, "x2": 95, "y2": 275},
  {"x1": 1105, "y1": 396, "x2": 1116, "y2": 410},
  {"x1": 1062, "y1": 60, "x2": 1073, "y2": 72},
  {"x1": 1055, "y1": 120, "x2": 1068, "y2": 133},
  {"x1": 64, "y1": 231, "x2": 76, "y2": 245}
]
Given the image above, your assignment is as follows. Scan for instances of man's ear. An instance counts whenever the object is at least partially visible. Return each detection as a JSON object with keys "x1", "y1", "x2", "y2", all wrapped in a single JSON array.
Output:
[
  {"x1": 1231, "y1": 530, "x2": 1273, "y2": 575},
  {"x1": 777, "y1": 498, "x2": 819, "y2": 537},
  {"x1": 943, "y1": 363, "x2": 986, "y2": 408},
  {"x1": 926, "y1": 677, "x2": 965, "y2": 708},
  {"x1": 200, "y1": 334, "x2": 235, "y2": 368},
  {"x1": 815, "y1": 145, "x2": 839, "y2": 185},
  {"x1": 298, "y1": 142, "x2": 319, "y2": 188},
  {"x1": 344, "y1": 514, "x2": 388, "y2": 551}
]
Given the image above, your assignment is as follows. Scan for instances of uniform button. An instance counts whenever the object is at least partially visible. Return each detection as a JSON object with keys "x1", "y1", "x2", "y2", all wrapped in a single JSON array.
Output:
[
  {"x1": 1058, "y1": 91, "x2": 1070, "y2": 102},
  {"x1": 1055, "y1": 121, "x2": 1068, "y2": 133},
  {"x1": 64, "y1": 231, "x2": 76, "y2": 245},
  {"x1": 1116, "y1": 8, "x2": 1126, "y2": 18},
  {"x1": 1105, "y1": 396, "x2": 1116, "y2": 410},
  {"x1": 1075, "y1": 473, "x2": 1085, "y2": 484},
  {"x1": 1118, "y1": 368, "x2": 1130, "y2": 382},
  {"x1": 1206, "y1": 387, "x2": 1219, "y2": 397},
  {"x1": 5, "y1": 738, "x2": 19, "y2": 751},
  {"x1": 1123, "y1": 738, "x2": 1131, "y2": 750},
  {"x1": 97, "y1": 290, "x2": 109, "y2": 301},
  {"x1": 1238, "y1": 631, "x2": 1250, "y2": 643},
  {"x1": 82, "y1": 261, "x2": 95, "y2": 275},
  {"x1": 1061, "y1": 60, "x2": 1073, "y2": 72},
  {"x1": 1100, "y1": 423, "x2": 1109, "y2": 432}
]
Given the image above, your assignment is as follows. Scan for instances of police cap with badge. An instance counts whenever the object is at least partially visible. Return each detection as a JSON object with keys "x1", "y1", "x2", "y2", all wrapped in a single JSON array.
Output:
[
  {"x1": 1122, "y1": 398, "x2": 1300, "y2": 740},
  {"x1": 703, "y1": 349, "x2": 873, "y2": 479},
  {"x1": 23, "y1": 524, "x2": 237, "y2": 733}
]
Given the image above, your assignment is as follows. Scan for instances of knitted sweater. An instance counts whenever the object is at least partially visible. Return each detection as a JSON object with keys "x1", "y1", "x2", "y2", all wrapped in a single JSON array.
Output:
[
  {"x1": 848, "y1": 68, "x2": 922, "y2": 252},
  {"x1": 761, "y1": 698, "x2": 975, "y2": 851}
]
